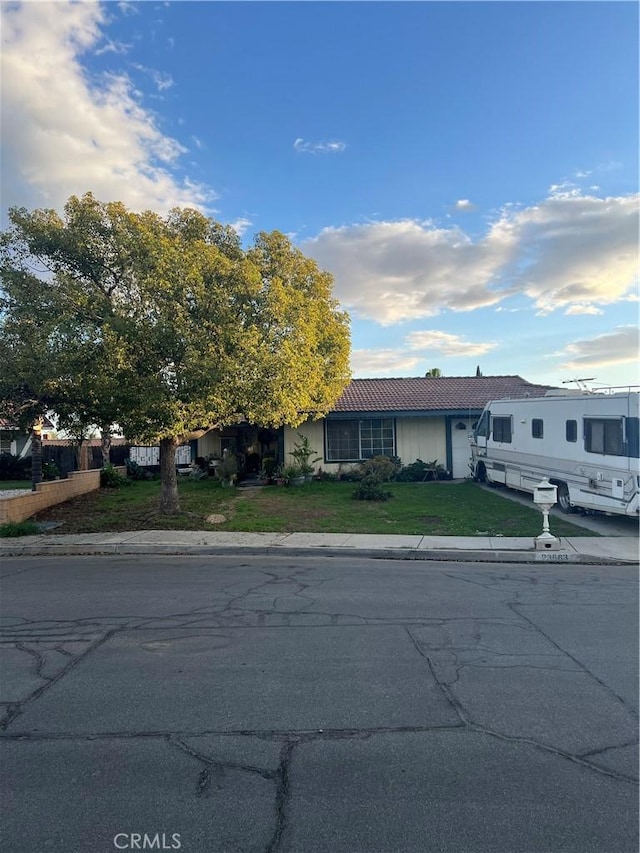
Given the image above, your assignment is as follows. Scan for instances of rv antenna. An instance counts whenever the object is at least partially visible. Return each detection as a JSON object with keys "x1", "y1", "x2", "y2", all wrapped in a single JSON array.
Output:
[{"x1": 562, "y1": 377, "x2": 595, "y2": 392}]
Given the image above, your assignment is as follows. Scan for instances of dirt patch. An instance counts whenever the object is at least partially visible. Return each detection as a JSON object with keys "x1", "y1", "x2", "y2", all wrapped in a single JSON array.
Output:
[{"x1": 205, "y1": 513, "x2": 227, "y2": 524}]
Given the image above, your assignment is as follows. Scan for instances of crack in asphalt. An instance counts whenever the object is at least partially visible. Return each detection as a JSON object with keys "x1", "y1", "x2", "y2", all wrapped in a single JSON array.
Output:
[
  {"x1": 508, "y1": 602, "x2": 639, "y2": 720},
  {"x1": 265, "y1": 740, "x2": 296, "y2": 853},
  {"x1": 1, "y1": 558, "x2": 637, "y2": 821},
  {"x1": 0, "y1": 631, "x2": 115, "y2": 731}
]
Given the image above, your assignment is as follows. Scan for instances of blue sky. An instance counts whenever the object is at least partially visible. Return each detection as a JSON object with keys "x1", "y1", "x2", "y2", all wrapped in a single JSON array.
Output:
[{"x1": 2, "y1": 1, "x2": 638, "y2": 389}]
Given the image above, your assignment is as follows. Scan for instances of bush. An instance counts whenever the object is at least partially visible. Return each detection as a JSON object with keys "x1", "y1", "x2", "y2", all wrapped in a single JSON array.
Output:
[
  {"x1": 125, "y1": 459, "x2": 152, "y2": 480},
  {"x1": 352, "y1": 479, "x2": 393, "y2": 501},
  {"x1": 0, "y1": 453, "x2": 30, "y2": 481},
  {"x1": 0, "y1": 521, "x2": 39, "y2": 537},
  {"x1": 100, "y1": 463, "x2": 131, "y2": 488},
  {"x1": 396, "y1": 459, "x2": 431, "y2": 481},
  {"x1": 42, "y1": 461, "x2": 59, "y2": 481},
  {"x1": 357, "y1": 455, "x2": 401, "y2": 483},
  {"x1": 396, "y1": 459, "x2": 451, "y2": 481}
]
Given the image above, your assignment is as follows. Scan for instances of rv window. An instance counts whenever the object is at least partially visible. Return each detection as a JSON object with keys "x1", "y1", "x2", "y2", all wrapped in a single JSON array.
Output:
[
  {"x1": 475, "y1": 411, "x2": 489, "y2": 438},
  {"x1": 584, "y1": 418, "x2": 623, "y2": 456},
  {"x1": 492, "y1": 416, "x2": 512, "y2": 443},
  {"x1": 566, "y1": 420, "x2": 577, "y2": 442},
  {"x1": 531, "y1": 419, "x2": 543, "y2": 439}
]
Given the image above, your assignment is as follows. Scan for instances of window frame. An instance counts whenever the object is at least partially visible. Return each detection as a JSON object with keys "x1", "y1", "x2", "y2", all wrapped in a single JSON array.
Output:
[
  {"x1": 325, "y1": 418, "x2": 396, "y2": 462},
  {"x1": 531, "y1": 418, "x2": 544, "y2": 439},
  {"x1": 491, "y1": 415, "x2": 512, "y2": 444},
  {"x1": 584, "y1": 417, "x2": 624, "y2": 457},
  {"x1": 566, "y1": 419, "x2": 577, "y2": 443}
]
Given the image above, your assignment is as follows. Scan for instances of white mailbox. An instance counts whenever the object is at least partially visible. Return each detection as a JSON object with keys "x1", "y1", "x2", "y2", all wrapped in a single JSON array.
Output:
[
  {"x1": 533, "y1": 478, "x2": 561, "y2": 550},
  {"x1": 533, "y1": 478, "x2": 557, "y2": 508}
]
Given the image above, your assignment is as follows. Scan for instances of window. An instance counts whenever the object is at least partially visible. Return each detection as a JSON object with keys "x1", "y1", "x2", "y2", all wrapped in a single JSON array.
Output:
[
  {"x1": 584, "y1": 418, "x2": 623, "y2": 456},
  {"x1": 531, "y1": 419, "x2": 543, "y2": 439},
  {"x1": 474, "y1": 411, "x2": 490, "y2": 438},
  {"x1": 325, "y1": 419, "x2": 395, "y2": 462},
  {"x1": 491, "y1": 416, "x2": 512, "y2": 443},
  {"x1": 566, "y1": 420, "x2": 577, "y2": 442}
]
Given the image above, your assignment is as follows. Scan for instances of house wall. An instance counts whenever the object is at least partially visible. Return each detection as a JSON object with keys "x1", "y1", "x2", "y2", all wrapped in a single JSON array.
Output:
[
  {"x1": 395, "y1": 417, "x2": 447, "y2": 468},
  {"x1": 283, "y1": 421, "x2": 326, "y2": 471},
  {"x1": 284, "y1": 417, "x2": 448, "y2": 474},
  {"x1": 198, "y1": 430, "x2": 222, "y2": 459},
  {"x1": 0, "y1": 466, "x2": 127, "y2": 524}
]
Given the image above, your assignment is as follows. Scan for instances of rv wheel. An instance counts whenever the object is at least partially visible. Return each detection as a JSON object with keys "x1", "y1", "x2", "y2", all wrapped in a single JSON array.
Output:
[
  {"x1": 475, "y1": 462, "x2": 487, "y2": 483},
  {"x1": 556, "y1": 482, "x2": 573, "y2": 514}
]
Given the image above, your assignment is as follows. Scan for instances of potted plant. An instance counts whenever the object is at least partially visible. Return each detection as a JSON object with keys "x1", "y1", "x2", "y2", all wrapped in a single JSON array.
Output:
[
  {"x1": 260, "y1": 452, "x2": 278, "y2": 484},
  {"x1": 282, "y1": 464, "x2": 305, "y2": 486},
  {"x1": 289, "y1": 434, "x2": 321, "y2": 482}
]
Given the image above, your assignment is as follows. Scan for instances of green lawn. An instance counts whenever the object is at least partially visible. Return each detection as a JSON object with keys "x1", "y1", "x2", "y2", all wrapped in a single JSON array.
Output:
[
  {"x1": 31, "y1": 478, "x2": 593, "y2": 537},
  {"x1": 0, "y1": 480, "x2": 33, "y2": 490}
]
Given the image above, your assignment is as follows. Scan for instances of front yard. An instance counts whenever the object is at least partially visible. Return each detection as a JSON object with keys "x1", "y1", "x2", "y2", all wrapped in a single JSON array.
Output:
[{"x1": 30, "y1": 478, "x2": 593, "y2": 537}]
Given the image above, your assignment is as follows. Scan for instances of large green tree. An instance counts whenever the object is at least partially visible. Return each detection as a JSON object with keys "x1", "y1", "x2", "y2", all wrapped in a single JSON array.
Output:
[{"x1": 0, "y1": 194, "x2": 351, "y2": 513}]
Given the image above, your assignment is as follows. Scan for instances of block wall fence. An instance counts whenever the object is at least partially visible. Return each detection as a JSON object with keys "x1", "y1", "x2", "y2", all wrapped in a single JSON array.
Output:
[{"x1": 0, "y1": 467, "x2": 127, "y2": 524}]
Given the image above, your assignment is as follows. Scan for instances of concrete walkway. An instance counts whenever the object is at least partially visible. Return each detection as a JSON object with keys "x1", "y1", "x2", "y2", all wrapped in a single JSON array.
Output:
[{"x1": 1, "y1": 529, "x2": 637, "y2": 563}]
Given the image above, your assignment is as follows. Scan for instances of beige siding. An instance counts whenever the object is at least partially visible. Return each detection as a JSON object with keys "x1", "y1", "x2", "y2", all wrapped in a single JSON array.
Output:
[
  {"x1": 283, "y1": 421, "x2": 328, "y2": 471},
  {"x1": 197, "y1": 429, "x2": 222, "y2": 459},
  {"x1": 284, "y1": 417, "x2": 447, "y2": 474},
  {"x1": 396, "y1": 417, "x2": 447, "y2": 467}
]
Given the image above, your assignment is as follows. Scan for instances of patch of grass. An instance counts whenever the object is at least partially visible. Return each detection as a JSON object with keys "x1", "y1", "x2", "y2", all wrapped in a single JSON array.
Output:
[
  {"x1": 0, "y1": 520, "x2": 39, "y2": 537},
  {"x1": 31, "y1": 479, "x2": 593, "y2": 537},
  {"x1": 216, "y1": 481, "x2": 590, "y2": 537},
  {"x1": 0, "y1": 481, "x2": 32, "y2": 490}
]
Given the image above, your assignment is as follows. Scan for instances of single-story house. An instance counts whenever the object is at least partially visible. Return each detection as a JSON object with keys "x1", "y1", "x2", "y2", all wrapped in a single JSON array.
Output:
[
  {"x1": 0, "y1": 416, "x2": 57, "y2": 456},
  {"x1": 196, "y1": 375, "x2": 552, "y2": 479}
]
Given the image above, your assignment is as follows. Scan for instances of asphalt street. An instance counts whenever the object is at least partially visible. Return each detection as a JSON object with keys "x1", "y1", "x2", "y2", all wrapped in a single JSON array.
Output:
[{"x1": 0, "y1": 554, "x2": 638, "y2": 853}]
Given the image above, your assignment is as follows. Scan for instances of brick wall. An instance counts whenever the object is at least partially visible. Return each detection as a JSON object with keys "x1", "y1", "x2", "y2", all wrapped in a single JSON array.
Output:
[{"x1": 0, "y1": 467, "x2": 127, "y2": 524}]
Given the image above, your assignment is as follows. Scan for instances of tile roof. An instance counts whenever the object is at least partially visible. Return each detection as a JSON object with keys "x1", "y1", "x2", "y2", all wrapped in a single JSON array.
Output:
[{"x1": 332, "y1": 375, "x2": 554, "y2": 413}]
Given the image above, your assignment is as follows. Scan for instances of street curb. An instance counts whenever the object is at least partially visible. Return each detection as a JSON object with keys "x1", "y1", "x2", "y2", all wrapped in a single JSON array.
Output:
[{"x1": 0, "y1": 544, "x2": 633, "y2": 564}]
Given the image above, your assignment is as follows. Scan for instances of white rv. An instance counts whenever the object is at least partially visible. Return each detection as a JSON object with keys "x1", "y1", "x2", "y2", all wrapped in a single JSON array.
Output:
[{"x1": 469, "y1": 390, "x2": 639, "y2": 516}]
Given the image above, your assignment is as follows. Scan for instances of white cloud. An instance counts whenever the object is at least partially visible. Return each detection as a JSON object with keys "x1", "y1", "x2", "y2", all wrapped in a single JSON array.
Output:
[
  {"x1": 405, "y1": 330, "x2": 497, "y2": 357},
  {"x1": 1, "y1": 1, "x2": 214, "y2": 215},
  {"x1": 454, "y1": 199, "x2": 475, "y2": 211},
  {"x1": 132, "y1": 63, "x2": 174, "y2": 92},
  {"x1": 294, "y1": 138, "x2": 346, "y2": 154},
  {"x1": 191, "y1": 135, "x2": 205, "y2": 150},
  {"x1": 575, "y1": 169, "x2": 592, "y2": 178},
  {"x1": 556, "y1": 326, "x2": 639, "y2": 370},
  {"x1": 228, "y1": 217, "x2": 253, "y2": 238},
  {"x1": 302, "y1": 191, "x2": 638, "y2": 324},
  {"x1": 350, "y1": 349, "x2": 423, "y2": 377},
  {"x1": 564, "y1": 305, "x2": 604, "y2": 316},
  {"x1": 95, "y1": 38, "x2": 132, "y2": 56}
]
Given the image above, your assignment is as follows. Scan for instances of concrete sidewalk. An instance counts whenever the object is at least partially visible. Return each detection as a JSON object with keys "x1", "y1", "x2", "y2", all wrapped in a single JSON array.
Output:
[{"x1": 1, "y1": 529, "x2": 637, "y2": 563}]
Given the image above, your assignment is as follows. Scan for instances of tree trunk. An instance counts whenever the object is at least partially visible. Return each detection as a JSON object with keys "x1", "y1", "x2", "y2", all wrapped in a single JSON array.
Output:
[
  {"x1": 31, "y1": 427, "x2": 42, "y2": 491},
  {"x1": 159, "y1": 437, "x2": 180, "y2": 515},
  {"x1": 100, "y1": 425, "x2": 112, "y2": 468},
  {"x1": 76, "y1": 441, "x2": 90, "y2": 471}
]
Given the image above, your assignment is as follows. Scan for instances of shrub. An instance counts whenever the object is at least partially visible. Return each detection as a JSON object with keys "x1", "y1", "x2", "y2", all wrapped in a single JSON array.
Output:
[
  {"x1": 100, "y1": 463, "x2": 131, "y2": 488},
  {"x1": 42, "y1": 461, "x2": 59, "y2": 481},
  {"x1": 0, "y1": 521, "x2": 39, "y2": 537},
  {"x1": 0, "y1": 453, "x2": 30, "y2": 481},
  {"x1": 396, "y1": 459, "x2": 430, "y2": 481},
  {"x1": 125, "y1": 459, "x2": 151, "y2": 480},
  {"x1": 352, "y1": 479, "x2": 393, "y2": 501},
  {"x1": 357, "y1": 455, "x2": 400, "y2": 483}
]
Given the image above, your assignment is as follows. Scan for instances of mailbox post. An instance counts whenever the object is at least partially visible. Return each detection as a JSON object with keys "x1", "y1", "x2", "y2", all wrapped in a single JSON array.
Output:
[{"x1": 533, "y1": 478, "x2": 560, "y2": 550}]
